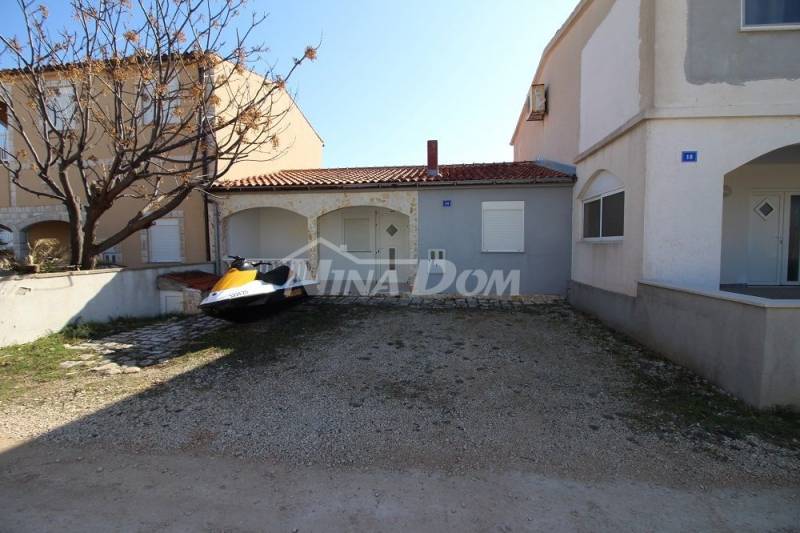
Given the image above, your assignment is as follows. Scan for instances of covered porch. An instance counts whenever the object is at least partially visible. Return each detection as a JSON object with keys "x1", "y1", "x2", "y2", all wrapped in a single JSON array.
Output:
[
  {"x1": 211, "y1": 189, "x2": 419, "y2": 292},
  {"x1": 720, "y1": 143, "x2": 800, "y2": 299}
]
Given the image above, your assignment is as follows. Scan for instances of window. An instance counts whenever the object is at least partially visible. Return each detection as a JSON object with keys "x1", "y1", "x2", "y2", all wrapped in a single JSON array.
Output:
[
  {"x1": 583, "y1": 191, "x2": 624, "y2": 240},
  {"x1": 46, "y1": 82, "x2": 76, "y2": 130},
  {"x1": 343, "y1": 218, "x2": 372, "y2": 252},
  {"x1": 0, "y1": 226, "x2": 13, "y2": 249},
  {"x1": 482, "y1": 201, "x2": 524, "y2": 253},
  {"x1": 0, "y1": 101, "x2": 9, "y2": 161},
  {"x1": 100, "y1": 245, "x2": 122, "y2": 265},
  {"x1": 428, "y1": 249, "x2": 446, "y2": 274},
  {"x1": 142, "y1": 77, "x2": 181, "y2": 124},
  {"x1": 148, "y1": 218, "x2": 181, "y2": 262},
  {"x1": 742, "y1": 0, "x2": 800, "y2": 29}
]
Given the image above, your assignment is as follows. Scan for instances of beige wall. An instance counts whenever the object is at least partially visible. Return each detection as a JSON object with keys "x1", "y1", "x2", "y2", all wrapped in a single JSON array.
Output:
[
  {"x1": 210, "y1": 62, "x2": 324, "y2": 183},
  {"x1": 510, "y1": 0, "x2": 614, "y2": 165},
  {"x1": 0, "y1": 61, "x2": 323, "y2": 268}
]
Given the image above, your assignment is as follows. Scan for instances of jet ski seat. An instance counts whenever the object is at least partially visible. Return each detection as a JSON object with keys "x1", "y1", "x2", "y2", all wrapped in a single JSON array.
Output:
[{"x1": 258, "y1": 264, "x2": 291, "y2": 285}]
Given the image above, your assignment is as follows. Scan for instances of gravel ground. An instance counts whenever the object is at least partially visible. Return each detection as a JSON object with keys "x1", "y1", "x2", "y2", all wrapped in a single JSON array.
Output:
[{"x1": 1, "y1": 300, "x2": 798, "y2": 488}]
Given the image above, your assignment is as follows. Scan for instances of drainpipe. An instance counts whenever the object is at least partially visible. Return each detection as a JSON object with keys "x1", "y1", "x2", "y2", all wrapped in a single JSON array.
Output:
[{"x1": 207, "y1": 198, "x2": 223, "y2": 275}]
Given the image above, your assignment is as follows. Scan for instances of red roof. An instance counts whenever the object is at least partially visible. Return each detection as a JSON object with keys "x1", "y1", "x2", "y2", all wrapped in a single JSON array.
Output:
[
  {"x1": 211, "y1": 161, "x2": 574, "y2": 191},
  {"x1": 160, "y1": 271, "x2": 220, "y2": 291}
]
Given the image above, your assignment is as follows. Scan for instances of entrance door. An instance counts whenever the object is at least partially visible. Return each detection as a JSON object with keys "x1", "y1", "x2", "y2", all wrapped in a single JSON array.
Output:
[
  {"x1": 376, "y1": 209, "x2": 410, "y2": 285},
  {"x1": 318, "y1": 207, "x2": 409, "y2": 293},
  {"x1": 747, "y1": 193, "x2": 783, "y2": 285}
]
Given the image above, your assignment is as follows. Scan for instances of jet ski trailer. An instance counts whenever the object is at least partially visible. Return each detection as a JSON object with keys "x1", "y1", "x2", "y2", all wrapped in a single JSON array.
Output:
[{"x1": 199, "y1": 256, "x2": 317, "y2": 320}]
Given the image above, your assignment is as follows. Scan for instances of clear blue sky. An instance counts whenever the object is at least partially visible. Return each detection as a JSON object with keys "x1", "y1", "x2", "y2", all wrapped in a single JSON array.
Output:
[{"x1": 0, "y1": 1, "x2": 577, "y2": 168}]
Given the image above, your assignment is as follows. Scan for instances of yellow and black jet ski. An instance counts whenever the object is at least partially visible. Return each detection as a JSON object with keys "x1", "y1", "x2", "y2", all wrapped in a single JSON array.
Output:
[{"x1": 199, "y1": 256, "x2": 317, "y2": 320}]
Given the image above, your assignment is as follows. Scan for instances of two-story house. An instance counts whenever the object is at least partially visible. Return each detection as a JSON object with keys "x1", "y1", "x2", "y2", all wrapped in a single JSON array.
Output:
[
  {"x1": 0, "y1": 60, "x2": 323, "y2": 268},
  {"x1": 511, "y1": 0, "x2": 800, "y2": 408}
]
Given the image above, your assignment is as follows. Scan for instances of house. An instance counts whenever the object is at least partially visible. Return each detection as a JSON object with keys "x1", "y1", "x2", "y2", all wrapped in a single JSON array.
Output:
[
  {"x1": 511, "y1": 0, "x2": 800, "y2": 408},
  {"x1": 0, "y1": 60, "x2": 323, "y2": 268},
  {"x1": 209, "y1": 140, "x2": 575, "y2": 296}
]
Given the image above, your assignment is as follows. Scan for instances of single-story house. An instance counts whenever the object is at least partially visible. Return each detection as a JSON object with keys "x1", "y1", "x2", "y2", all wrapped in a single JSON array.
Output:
[{"x1": 208, "y1": 141, "x2": 575, "y2": 296}]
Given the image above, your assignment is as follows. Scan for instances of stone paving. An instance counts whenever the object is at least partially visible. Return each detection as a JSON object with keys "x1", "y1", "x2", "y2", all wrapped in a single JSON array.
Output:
[
  {"x1": 308, "y1": 293, "x2": 563, "y2": 309},
  {"x1": 60, "y1": 315, "x2": 227, "y2": 375},
  {"x1": 57, "y1": 294, "x2": 562, "y2": 375}
]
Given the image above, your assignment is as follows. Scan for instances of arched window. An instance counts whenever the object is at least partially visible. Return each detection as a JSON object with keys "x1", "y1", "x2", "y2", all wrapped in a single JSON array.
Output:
[{"x1": 582, "y1": 171, "x2": 624, "y2": 241}]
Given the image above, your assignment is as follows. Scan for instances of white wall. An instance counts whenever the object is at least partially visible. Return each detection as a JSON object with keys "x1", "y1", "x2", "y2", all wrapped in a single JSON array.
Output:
[
  {"x1": 225, "y1": 207, "x2": 307, "y2": 259},
  {"x1": 721, "y1": 162, "x2": 800, "y2": 284},
  {"x1": 225, "y1": 208, "x2": 260, "y2": 257},
  {"x1": 574, "y1": 125, "x2": 647, "y2": 297},
  {"x1": 579, "y1": 0, "x2": 642, "y2": 152},
  {"x1": 0, "y1": 263, "x2": 214, "y2": 347},
  {"x1": 259, "y1": 208, "x2": 308, "y2": 258},
  {"x1": 643, "y1": 117, "x2": 800, "y2": 290}
]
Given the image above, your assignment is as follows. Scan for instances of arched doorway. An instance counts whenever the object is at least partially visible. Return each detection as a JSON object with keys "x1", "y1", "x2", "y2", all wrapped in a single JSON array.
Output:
[
  {"x1": 721, "y1": 143, "x2": 800, "y2": 288},
  {"x1": 317, "y1": 206, "x2": 410, "y2": 292},
  {"x1": 21, "y1": 220, "x2": 71, "y2": 260},
  {"x1": 223, "y1": 207, "x2": 309, "y2": 277}
]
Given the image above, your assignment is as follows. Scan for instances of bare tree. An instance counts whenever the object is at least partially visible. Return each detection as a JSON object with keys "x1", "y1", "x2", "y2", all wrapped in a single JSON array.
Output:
[{"x1": 0, "y1": 0, "x2": 317, "y2": 269}]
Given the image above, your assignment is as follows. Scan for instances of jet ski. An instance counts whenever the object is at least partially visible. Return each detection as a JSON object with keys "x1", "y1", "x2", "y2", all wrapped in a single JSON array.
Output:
[{"x1": 199, "y1": 256, "x2": 317, "y2": 320}]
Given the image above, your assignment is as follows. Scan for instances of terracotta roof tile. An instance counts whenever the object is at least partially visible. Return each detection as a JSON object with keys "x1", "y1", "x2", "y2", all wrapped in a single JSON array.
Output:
[{"x1": 211, "y1": 161, "x2": 574, "y2": 191}]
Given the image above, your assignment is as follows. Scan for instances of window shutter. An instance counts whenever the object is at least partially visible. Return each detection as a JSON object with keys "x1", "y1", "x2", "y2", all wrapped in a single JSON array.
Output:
[
  {"x1": 148, "y1": 219, "x2": 181, "y2": 262},
  {"x1": 482, "y1": 201, "x2": 525, "y2": 253},
  {"x1": 343, "y1": 218, "x2": 372, "y2": 252}
]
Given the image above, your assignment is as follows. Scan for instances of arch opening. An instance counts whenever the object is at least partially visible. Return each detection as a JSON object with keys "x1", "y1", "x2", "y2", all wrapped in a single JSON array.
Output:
[
  {"x1": 721, "y1": 143, "x2": 800, "y2": 292},
  {"x1": 224, "y1": 207, "x2": 308, "y2": 260}
]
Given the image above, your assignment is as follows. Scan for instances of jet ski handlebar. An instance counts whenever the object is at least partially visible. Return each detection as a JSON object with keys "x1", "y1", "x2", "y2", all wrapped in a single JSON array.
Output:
[{"x1": 227, "y1": 255, "x2": 269, "y2": 269}]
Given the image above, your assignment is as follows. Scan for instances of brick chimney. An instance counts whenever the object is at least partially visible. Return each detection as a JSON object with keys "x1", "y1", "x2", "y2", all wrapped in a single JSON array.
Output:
[{"x1": 426, "y1": 140, "x2": 439, "y2": 177}]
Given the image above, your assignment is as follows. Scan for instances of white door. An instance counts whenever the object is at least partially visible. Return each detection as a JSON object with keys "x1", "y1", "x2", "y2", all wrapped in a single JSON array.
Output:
[
  {"x1": 376, "y1": 209, "x2": 410, "y2": 285},
  {"x1": 747, "y1": 193, "x2": 783, "y2": 285}
]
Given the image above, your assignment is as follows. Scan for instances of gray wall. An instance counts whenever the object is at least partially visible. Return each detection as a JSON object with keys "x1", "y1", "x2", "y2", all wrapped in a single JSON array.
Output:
[
  {"x1": 686, "y1": 0, "x2": 800, "y2": 85},
  {"x1": 569, "y1": 280, "x2": 800, "y2": 409},
  {"x1": 418, "y1": 186, "x2": 573, "y2": 295}
]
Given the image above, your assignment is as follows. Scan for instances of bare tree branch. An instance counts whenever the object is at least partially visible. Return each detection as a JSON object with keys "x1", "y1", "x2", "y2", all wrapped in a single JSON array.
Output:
[{"x1": 0, "y1": 0, "x2": 317, "y2": 269}]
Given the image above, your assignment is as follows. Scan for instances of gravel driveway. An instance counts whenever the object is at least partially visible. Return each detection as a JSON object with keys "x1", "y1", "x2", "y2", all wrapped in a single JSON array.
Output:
[{"x1": 1, "y1": 300, "x2": 799, "y2": 531}]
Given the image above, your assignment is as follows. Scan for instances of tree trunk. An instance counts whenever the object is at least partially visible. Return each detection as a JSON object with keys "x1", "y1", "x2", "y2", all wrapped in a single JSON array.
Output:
[
  {"x1": 66, "y1": 202, "x2": 85, "y2": 269},
  {"x1": 79, "y1": 210, "x2": 99, "y2": 270}
]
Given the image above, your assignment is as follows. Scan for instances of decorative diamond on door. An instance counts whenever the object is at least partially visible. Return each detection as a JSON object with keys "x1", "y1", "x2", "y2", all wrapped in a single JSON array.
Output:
[
  {"x1": 755, "y1": 200, "x2": 775, "y2": 220},
  {"x1": 385, "y1": 224, "x2": 398, "y2": 236}
]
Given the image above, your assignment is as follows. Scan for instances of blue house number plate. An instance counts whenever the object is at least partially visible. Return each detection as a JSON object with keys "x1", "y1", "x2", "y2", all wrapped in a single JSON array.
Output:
[
  {"x1": 442, "y1": 200, "x2": 452, "y2": 207},
  {"x1": 681, "y1": 151, "x2": 698, "y2": 163}
]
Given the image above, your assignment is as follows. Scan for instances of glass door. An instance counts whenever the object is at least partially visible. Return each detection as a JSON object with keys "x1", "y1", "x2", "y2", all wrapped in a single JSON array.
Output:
[{"x1": 787, "y1": 194, "x2": 800, "y2": 284}]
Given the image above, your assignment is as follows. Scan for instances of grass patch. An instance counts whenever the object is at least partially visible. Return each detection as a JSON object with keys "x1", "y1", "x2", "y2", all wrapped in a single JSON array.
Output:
[{"x1": 0, "y1": 315, "x2": 180, "y2": 400}]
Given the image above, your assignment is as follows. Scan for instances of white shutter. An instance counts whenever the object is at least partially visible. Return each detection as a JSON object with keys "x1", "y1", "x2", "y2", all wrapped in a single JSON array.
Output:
[
  {"x1": 148, "y1": 219, "x2": 181, "y2": 262},
  {"x1": 142, "y1": 78, "x2": 180, "y2": 124},
  {"x1": 47, "y1": 82, "x2": 75, "y2": 130},
  {"x1": 482, "y1": 201, "x2": 525, "y2": 253}
]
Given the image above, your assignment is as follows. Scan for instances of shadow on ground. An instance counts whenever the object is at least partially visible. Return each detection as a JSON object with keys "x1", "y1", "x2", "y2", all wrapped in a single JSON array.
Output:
[{"x1": 1, "y1": 299, "x2": 799, "y2": 531}]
